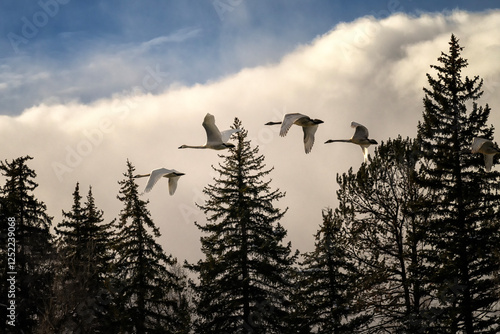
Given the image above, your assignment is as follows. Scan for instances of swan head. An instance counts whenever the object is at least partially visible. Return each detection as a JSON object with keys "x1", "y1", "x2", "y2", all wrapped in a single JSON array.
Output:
[
  {"x1": 178, "y1": 145, "x2": 187, "y2": 149},
  {"x1": 312, "y1": 119, "x2": 324, "y2": 124}
]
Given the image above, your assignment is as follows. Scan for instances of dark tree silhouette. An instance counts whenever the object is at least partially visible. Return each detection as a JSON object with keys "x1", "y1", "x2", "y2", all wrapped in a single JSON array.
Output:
[
  {"x1": 0, "y1": 156, "x2": 53, "y2": 332},
  {"x1": 189, "y1": 119, "x2": 298, "y2": 334},
  {"x1": 42, "y1": 183, "x2": 115, "y2": 333},
  {"x1": 417, "y1": 34, "x2": 500, "y2": 333},
  {"x1": 113, "y1": 160, "x2": 190, "y2": 333},
  {"x1": 296, "y1": 208, "x2": 370, "y2": 333}
]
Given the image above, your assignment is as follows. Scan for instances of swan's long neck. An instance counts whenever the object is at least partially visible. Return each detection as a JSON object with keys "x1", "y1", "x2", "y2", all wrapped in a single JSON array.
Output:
[
  {"x1": 265, "y1": 121, "x2": 282, "y2": 125},
  {"x1": 326, "y1": 139, "x2": 351, "y2": 143},
  {"x1": 134, "y1": 174, "x2": 151, "y2": 178},
  {"x1": 179, "y1": 145, "x2": 207, "y2": 149}
]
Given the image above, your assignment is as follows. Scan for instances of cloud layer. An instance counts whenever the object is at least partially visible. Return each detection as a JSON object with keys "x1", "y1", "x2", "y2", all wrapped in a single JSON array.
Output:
[{"x1": 2, "y1": 10, "x2": 500, "y2": 263}]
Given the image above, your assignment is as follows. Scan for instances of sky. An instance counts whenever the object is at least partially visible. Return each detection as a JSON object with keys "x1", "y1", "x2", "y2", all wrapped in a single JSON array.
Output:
[{"x1": 1, "y1": 1, "x2": 500, "y2": 264}]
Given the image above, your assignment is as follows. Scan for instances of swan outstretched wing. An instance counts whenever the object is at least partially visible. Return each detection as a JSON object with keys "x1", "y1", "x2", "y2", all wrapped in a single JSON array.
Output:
[
  {"x1": 280, "y1": 113, "x2": 306, "y2": 137},
  {"x1": 471, "y1": 137, "x2": 488, "y2": 153},
  {"x1": 484, "y1": 154, "x2": 494, "y2": 172},
  {"x1": 303, "y1": 126, "x2": 318, "y2": 154},
  {"x1": 143, "y1": 168, "x2": 174, "y2": 193},
  {"x1": 168, "y1": 174, "x2": 182, "y2": 195},
  {"x1": 220, "y1": 129, "x2": 241, "y2": 143},
  {"x1": 351, "y1": 122, "x2": 369, "y2": 140},
  {"x1": 203, "y1": 113, "x2": 224, "y2": 146}
]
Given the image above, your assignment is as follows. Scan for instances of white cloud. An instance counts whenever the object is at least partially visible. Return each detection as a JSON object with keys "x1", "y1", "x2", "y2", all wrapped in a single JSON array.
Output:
[{"x1": 1, "y1": 10, "x2": 500, "y2": 263}]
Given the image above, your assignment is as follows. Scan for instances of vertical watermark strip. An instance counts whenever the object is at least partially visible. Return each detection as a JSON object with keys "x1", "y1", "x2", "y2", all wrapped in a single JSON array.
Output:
[{"x1": 6, "y1": 217, "x2": 17, "y2": 327}]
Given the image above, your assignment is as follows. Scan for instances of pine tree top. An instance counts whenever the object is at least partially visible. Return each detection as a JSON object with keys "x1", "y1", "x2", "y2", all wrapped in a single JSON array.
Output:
[
  {"x1": 0, "y1": 155, "x2": 52, "y2": 229},
  {"x1": 418, "y1": 34, "x2": 492, "y2": 172},
  {"x1": 198, "y1": 118, "x2": 287, "y2": 227},
  {"x1": 1, "y1": 156, "x2": 39, "y2": 196},
  {"x1": 114, "y1": 159, "x2": 177, "y2": 266}
]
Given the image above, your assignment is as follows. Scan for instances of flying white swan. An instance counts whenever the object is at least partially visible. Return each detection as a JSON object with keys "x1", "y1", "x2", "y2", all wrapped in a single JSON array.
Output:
[
  {"x1": 471, "y1": 137, "x2": 500, "y2": 172},
  {"x1": 179, "y1": 113, "x2": 240, "y2": 150},
  {"x1": 265, "y1": 113, "x2": 324, "y2": 154},
  {"x1": 134, "y1": 168, "x2": 185, "y2": 195},
  {"x1": 325, "y1": 122, "x2": 378, "y2": 162}
]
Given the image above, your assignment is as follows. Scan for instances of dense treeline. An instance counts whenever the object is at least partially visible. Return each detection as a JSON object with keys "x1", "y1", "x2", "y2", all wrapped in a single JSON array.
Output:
[{"x1": 1, "y1": 35, "x2": 499, "y2": 333}]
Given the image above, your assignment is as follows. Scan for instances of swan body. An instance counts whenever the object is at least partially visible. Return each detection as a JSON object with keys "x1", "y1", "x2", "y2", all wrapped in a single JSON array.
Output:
[
  {"x1": 179, "y1": 113, "x2": 240, "y2": 150},
  {"x1": 134, "y1": 168, "x2": 185, "y2": 195},
  {"x1": 265, "y1": 113, "x2": 324, "y2": 154},
  {"x1": 325, "y1": 122, "x2": 378, "y2": 162},
  {"x1": 471, "y1": 137, "x2": 500, "y2": 172}
]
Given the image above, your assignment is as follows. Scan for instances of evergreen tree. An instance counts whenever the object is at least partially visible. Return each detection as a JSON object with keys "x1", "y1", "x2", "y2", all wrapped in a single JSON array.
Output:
[
  {"x1": 189, "y1": 119, "x2": 298, "y2": 333},
  {"x1": 297, "y1": 208, "x2": 370, "y2": 333},
  {"x1": 44, "y1": 183, "x2": 115, "y2": 333},
  {"x1": 335, "y1": 138, "x2": 429, "y2": 332},
  {"x1": 0, "y1": 156, "x2": 53, "y2": 332},
  {"x1": 113, "y1": 160, "x2": 190, "y2": 334},
  {"x1": 80, "y1": 185, "x2": 117, "y2": 332},
  {"x1": 417, "y1": 34, "x2": 500, "y2": 333}
]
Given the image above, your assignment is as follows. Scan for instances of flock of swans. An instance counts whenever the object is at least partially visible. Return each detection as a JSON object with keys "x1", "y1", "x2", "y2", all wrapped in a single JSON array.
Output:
[
  {"x1": 134, "y1": 112, "x2": 500, "y2": 195},
  {"x1": 134, "y1": 113, "x2": 241, "y2": 195},
  {"x1": 265, "y1": 113, "x2": 378, "y2": 160}
]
